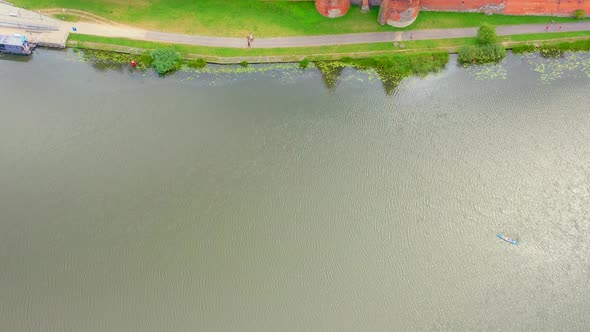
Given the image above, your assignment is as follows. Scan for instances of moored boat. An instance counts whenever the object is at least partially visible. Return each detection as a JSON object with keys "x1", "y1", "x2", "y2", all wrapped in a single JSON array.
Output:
[
  {"x1": 497, "y1": 233, "x2": 518, "y2": 245},
  {"x1": 0, "y1": 34, "x2": 33, "y2": 55}
]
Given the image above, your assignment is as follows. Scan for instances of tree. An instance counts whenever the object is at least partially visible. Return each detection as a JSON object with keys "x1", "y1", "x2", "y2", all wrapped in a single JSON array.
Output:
[{"x1": 477, "y1": 23, "x2": 497, "y2": 45}]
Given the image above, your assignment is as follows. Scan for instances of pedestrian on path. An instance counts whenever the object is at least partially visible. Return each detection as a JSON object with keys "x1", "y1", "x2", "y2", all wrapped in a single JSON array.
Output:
[
  {"x1": 247, "y1": 33, "x2": 254, "y2": 48},
  {"x1": 545, "y1": 25, "x2": 549, "y2": 31},
  {"x1": 558, "y1": 25, "x2": 562, "y2": 31}
]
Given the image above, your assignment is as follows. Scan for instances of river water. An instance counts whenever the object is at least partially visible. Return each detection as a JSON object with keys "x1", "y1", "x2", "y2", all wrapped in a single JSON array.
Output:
[{"x1": 1, "y1": 49, "x2": 590, "y2": 331}]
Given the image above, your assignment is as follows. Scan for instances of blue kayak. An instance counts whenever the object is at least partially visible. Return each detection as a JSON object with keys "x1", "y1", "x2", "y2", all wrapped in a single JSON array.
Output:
[{"x1": 498, "y1": 233, "x2": 518, "y2": 245}]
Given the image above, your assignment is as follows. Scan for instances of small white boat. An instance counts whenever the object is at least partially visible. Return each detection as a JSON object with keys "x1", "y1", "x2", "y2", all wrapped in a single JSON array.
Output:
[{"x1": 498, "y1": 233, "x2": 518, "y2": 245}]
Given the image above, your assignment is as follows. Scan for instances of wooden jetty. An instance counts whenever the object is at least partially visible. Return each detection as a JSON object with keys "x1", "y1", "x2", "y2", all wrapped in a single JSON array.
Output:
[{"x1": 0, "y1": 3, "x2": 68, "y2": 49}]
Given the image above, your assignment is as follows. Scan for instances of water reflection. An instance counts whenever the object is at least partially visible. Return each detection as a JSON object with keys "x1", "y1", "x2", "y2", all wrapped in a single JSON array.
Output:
[
  {"x1": 315, "y1": 61, "x2": 346, "y2": 90},
  {"x1": 0, "y1": 52, "x2": 33, "y2": 63}
]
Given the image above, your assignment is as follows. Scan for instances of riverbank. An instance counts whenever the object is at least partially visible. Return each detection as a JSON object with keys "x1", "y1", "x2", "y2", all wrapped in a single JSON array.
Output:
[
  {"x1": 67, "y1": 31, "x2": 590, "y2": 64},
  {"x1": 70, "y1": 32, "x2": 590, "y2": 91}
]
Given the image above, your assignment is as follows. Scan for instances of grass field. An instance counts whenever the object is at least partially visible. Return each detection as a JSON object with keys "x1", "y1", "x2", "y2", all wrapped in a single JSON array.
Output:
[
  {"x1": 52, "y1": 13, "x2": 80, "y2": 22},
  {"x1": 11, "y1": 0, "x2": 585, "y2": 37},
  {"x1": 66, "y1": 33, "x2": 478, "y2": 59}
]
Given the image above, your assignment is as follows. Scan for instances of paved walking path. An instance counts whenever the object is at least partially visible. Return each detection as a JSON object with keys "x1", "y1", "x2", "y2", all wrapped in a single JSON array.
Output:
[{"x1": 70, "y1": 21, "x2": 590, "y2": 48}]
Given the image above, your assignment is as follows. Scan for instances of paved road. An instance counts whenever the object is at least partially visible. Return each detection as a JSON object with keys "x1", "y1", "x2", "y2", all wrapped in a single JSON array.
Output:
[{"x1": 70, "y1": 21, "x2": 590, "y2": 48}]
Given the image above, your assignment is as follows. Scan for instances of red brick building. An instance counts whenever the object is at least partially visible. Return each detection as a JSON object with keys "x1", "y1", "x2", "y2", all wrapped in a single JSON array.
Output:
[
  {"x1": 316, "y1": 0, "x2": 351, "y2": 17},
  {"x1": 317, "y1": 0, "x2": 589, "y2": 27}
]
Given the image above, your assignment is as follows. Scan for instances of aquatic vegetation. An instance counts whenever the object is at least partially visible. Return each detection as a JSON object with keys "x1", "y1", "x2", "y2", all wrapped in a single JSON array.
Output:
[
  {"x1": 539, "y1": 47, "x2": 564, "y2": 59},
  {"x1": 314, "y1": 61, "x2": 347, "y2": 89},
  {"x1": 179, "y1": 63, "x2": 315, "y2": 87},
  {"x1": 73, "y1": 47, "x2": 590, "y2": 94},
  {"x1": 315, "y1": 52, "x2": 449, "y2": 94},
  {"x1": 470, "y1": 63, "x2": 508, "y2": 80},
  {"x1": 522, "y1": 51, "x2": 590, "y2": 83},
  {"x1": 78, "y1": 49, "x2": 149, "y2": 70}
]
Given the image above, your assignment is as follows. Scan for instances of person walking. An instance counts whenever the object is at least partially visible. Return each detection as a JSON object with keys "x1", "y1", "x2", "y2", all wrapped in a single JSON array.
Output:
[{"x1": 247, "y1": 33, "x2": 254, "y2": 48}]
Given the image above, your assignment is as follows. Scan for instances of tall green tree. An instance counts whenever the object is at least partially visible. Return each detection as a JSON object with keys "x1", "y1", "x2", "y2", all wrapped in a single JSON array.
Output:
[{"x1": 477, "y1": 23, "x2": 498, "y2": 45}]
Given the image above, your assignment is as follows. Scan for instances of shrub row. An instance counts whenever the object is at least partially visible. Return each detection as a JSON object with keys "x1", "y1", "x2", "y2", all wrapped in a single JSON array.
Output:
[
  {"x1": 80, "y1": 48, "x2": 207, "y2": 75},
  {"x1": 512, "y1": 39, "x2": 590, "y2": 55}
]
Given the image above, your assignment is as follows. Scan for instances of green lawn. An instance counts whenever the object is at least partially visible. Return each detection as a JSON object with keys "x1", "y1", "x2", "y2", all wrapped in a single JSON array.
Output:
[
  {"x1": 404, "y1": 11, "x2": 579, "y2": 31},
  {"x1": 11, "y1": 0, "x2": 585, "y2": 37},
  {"x1": 51, "y1": 13, "x2": 80, "y2": 22}
]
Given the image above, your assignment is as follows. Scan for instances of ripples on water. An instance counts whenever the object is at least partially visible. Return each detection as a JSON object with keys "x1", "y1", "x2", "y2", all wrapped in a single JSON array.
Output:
[{"x1": 1, "y1": 50, "x2": 589, "y2": 331}]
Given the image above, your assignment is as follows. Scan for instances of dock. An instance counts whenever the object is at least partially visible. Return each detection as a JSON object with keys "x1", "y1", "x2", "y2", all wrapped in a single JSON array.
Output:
[{"x1": 0, "y1": 2, "x2": 68, "y2": 48}]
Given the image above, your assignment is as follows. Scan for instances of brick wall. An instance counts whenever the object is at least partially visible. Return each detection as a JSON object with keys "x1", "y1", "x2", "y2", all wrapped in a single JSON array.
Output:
[
  {"x1": 420, "y1": 0, "x2": 503, "y2": 11},
  {"x1": 420, "y1": 0, "x2": 589, "y2": 15},
  {"x1": 316, "y1": 0, "x2": 588, "y2": 25},
  {"x1": 504, "y1": 0, "x2": 589, "y2": 15}
]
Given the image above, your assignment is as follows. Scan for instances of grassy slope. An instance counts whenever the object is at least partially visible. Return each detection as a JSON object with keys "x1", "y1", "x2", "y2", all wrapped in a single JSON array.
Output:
[
  {"x1": 11, "y1": 0, "x2": 584, "y2": 36},
  {"x1": 67, "y1": 31, "x2": 590, "y2": 60}
]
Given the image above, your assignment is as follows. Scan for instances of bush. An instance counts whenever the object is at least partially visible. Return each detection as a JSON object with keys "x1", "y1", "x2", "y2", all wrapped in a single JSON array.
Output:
[
  {"x1": 299, "y1": 58, "x2": 310, "y2": 69},
  {"x1": 573, "y1": 9, "x2": 585, "y2": 20},
  {"x1": 186, "y1": 58, "x2": 206, "y2": 69},
  {"x1": 481, "y1": 44, "x2": 506, "y2": 62},
  {"x1": 458, "y1": 45, "x2": 477, "y2": 63},
  {"x1": 240, "y1": 60, "x2": 249, "y2": 67},
  {"x1": 150, "y1": 48, "x2": 181, "y2": 75},
  {"x1": 477, "y1": 23, "x2": 498, "y2": 45},
  {"x1": 458, "y1": 44, "x2": 506, "y2": 64}
]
